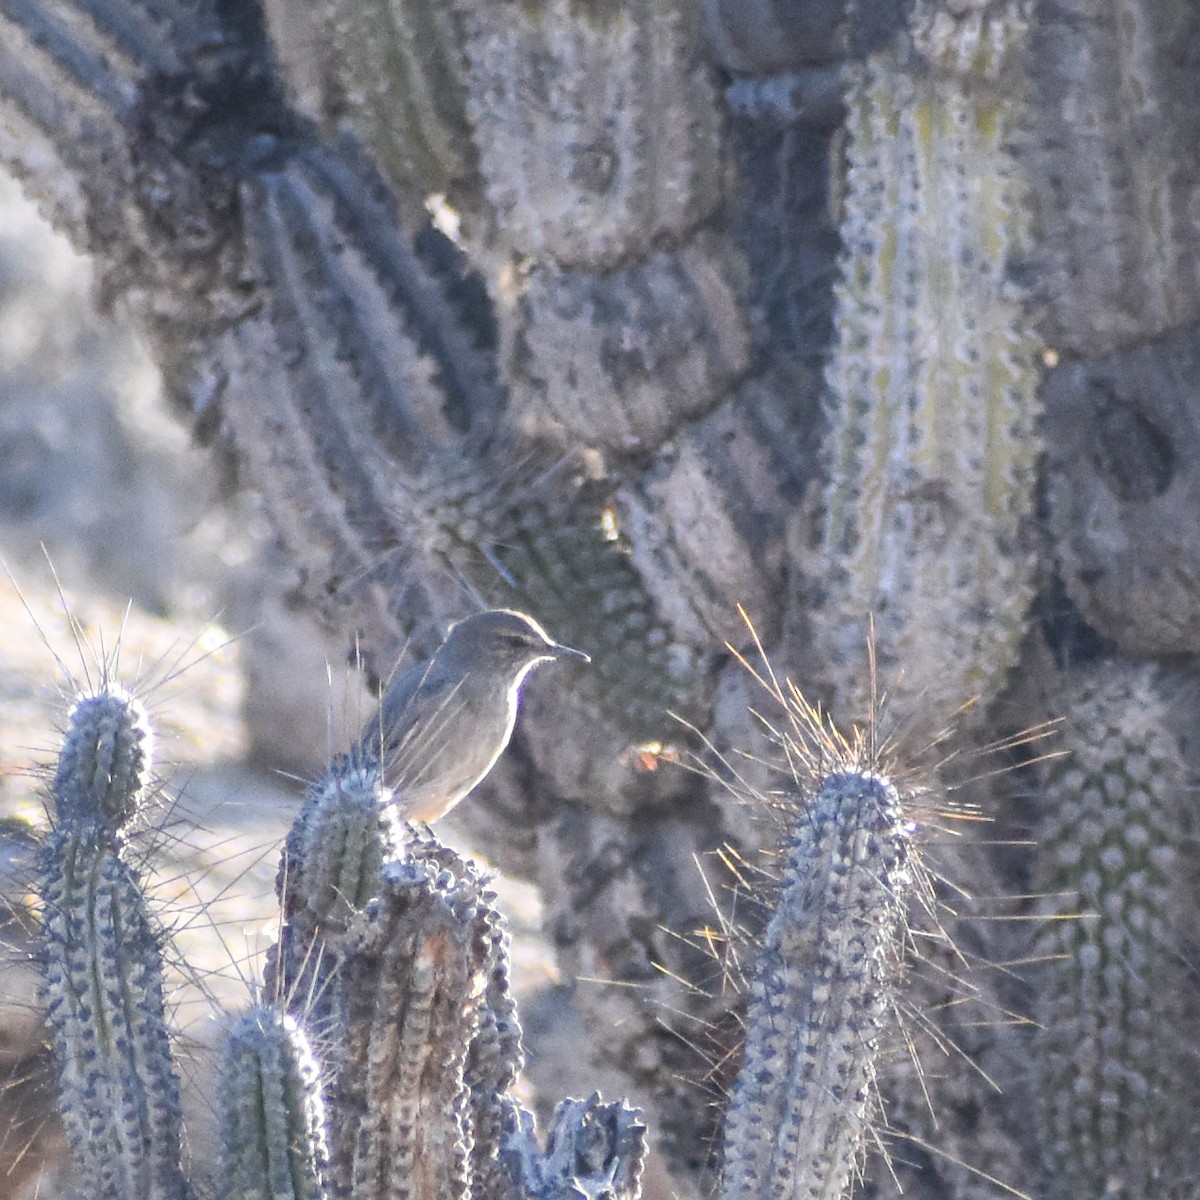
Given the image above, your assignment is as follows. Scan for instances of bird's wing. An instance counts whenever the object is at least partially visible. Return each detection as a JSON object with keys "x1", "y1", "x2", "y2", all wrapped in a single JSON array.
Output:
[{"x1": 364, "y1": 666, "x2": 473, "y2": 792}]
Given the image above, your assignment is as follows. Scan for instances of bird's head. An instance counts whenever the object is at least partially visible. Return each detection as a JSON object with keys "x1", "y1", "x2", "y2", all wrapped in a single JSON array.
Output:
[{"x1": 440, "y1": 610, "x2": 590, "y2": 687}]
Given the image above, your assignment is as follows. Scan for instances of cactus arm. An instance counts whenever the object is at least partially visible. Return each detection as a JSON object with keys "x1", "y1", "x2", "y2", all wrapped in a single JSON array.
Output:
[
  {"x1": 1033, "y1": 665, "x2": 1189, "y2": 1197},
  {"x1": 219, "y1": 1005, "x2": 329, "y2": 1200},
  {"x1": 719, "y1": 770, "x2": 919, "y2": 1200},
  {"x1": 805, "y1": 3, "x2": 1041, "y2": 726},
  {"x1": 457, "y1": 0, "x2": 721, "y2": 270},
  {"x1": 39, "y1": 691, "x2": 190, "y2": 1200},
  {"x1": 317, "y1": 0, "x2": 475, "y2": 208},
  {"x1": 328, "y1": 858, "x2": 488, "y2": 1200},
  {"x1": 1027, "y1": 0, "x2": 1200, "y2": 355}
]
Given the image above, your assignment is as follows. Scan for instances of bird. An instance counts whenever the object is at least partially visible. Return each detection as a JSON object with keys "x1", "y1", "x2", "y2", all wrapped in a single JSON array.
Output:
[{"x1": 357, "y1": 609, "x2": 589, "y2": 823}]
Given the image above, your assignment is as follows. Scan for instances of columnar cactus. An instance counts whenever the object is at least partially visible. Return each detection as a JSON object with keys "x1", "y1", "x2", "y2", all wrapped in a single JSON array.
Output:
[
  {"x1": 702, "y1": 666, "x2": 943, "y2": 1200},
  {"x1": 38, "y1": 686, "x2": 192, "y2": 1200},
  {"x1": 455, "y1": 0, "x2": 722, "y2": 269},
  {"x1": 318, "y1": 0, "x2": 474, "y2": 211},
  {"x1": 803, "y1": 0, "x2": 1041, "y2": 726},
  {"x1": 1027, "y1": 0, "x2": 1200, "y2": 356},
  {"x1": 266, "y1": 751, "x2": 405, "y2": 1041},
  {"x1": 720, "y1": 769, "x2": 921, "y2": 1200},
  {"x1": 505, "y1": 238, "x2": 751, "y2": 456},
  {"x1": 332, "y1": 855, "x2": 496, "y2": 1199},
  {"x1": 34, "y1": 667, "x2": 647, "y2": 1200},
  {"x1": 1032, "y1": 664, "x2": 1190, "y2": 1198},
  {"x1": 220, "y1": 1005, "x2": 329, "y2": 1200},
  {"x1": 7, "y1": 0, "x2": 1200, "y2": 1194}
]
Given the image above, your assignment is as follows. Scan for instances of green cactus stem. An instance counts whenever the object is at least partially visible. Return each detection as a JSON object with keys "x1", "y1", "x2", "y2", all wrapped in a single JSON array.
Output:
[
  {"x1": 39, "y1": 825, "x2": 191, "y2": 1200},
  {"x1": 1027, "y1": 0, "x2": 1200, "y2": 354},
  {"x1": 37, "y1": 683, "x2": 188, "y2": 1198},
  {"x1": 505, "y1": 236, "x2": 750, "y2": 456},
  {"x1": 805, "y1": 4, "x2": 1040, "y2": 727},
  {"x1": 267, "y1": 751, "x2": 406, "y2": 1046},
  {"x1": 280, "y1": 756, "x2": 404, "y2": 932},
  {"x1": 454, "y1": 861, "x2": 522, "y2": 1197},
  {"x1": 615, "y1": 416, "x2": 778, "y2": 650},
  {"x1": 719, "y1": 768, "x2": 921, "y2": 1200},
  {"x1": 236, "y1": 147, "x2": 502, "y2": 471},
  {"x1": 328, "y1": 855, "x2": 491, "y2": 1200},
  {"x1": 0, "y1": 0, "x2": 152, "y2": 241},
  {"x1": 489, "y1": 488, "x2": 695, "y2": 740},
  {"x1": 220, "y1": 1004, "x2": 329, "y2": 1200},
  {"x1": 1033, "y1": 664, "x2": 1189, "y2": 1198}
]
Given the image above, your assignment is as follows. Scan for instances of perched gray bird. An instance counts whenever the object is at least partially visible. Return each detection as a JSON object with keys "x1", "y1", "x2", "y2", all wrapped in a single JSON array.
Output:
[{"x1": 359, "y1": 610, "x2": 589, "y2": 823}]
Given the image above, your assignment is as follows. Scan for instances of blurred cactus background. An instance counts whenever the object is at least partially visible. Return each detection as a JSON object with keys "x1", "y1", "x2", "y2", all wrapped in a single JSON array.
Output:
[{"x1": 1, "y1": 0, "x2": 1199, "y2": 1197}]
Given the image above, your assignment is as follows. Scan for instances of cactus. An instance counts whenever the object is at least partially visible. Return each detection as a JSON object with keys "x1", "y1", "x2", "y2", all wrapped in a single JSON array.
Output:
[
  {"x1": 719, "y1": 769, "x2": 921, "y2": 1200},
  {"x1": 1032, "y1": 664, "x2": 1190, "y2": 1198},
  {"x1": 265, "y1": 751, "x2": 405, "y2": 1044},
  {"x1": 802, "y1": 2, "x2": 1041, "y2": 727},
  {"x1": 220, "y1": 1005, "x2": 329, "y2": 1200},
  {"x1": 1043, "y1": 328, "x2": 1200, "y2": 657},
  {"x1": 50, "y1": 687, "x2": 153, "y2": 828},
  {"x1": 317, "y1": 0, "x2": 475, "y2": 211},
  {"x1": 504, "y1": 1095, "x2": 647, "y2": 1200},
  {"x1": 700, "y1": 661, "x2": 948, "y2": 1200},
  {"x1": 32, "y1": 670, "x2": 646, "y2": 1200},
  {"x1": 38, "y1": 688, "x2": 191, "y2": 1200},
  {"x1": 1026, "y1": 0, "x2": 1200, "y2": 355},
  {"x1": 456, "y1": 0, "x2": 723, "y2": 269},
  {"x1": 330, "y1": 859, "x2": 482, "y2": 1198},
  {"x1": 6, "y1": 0, "x2": 1200, "y2": 1195},
  {"x1": 0, "y1": 0, "x2": 175, "y2": 242},
  {"x1": 505, "y1": 237, "x2": 751, "y2": 456}
]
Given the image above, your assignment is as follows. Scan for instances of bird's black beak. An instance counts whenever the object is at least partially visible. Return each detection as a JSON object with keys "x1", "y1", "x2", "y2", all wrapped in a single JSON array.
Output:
[{"x1": 549, "y1": 642, "x2": 590, "y2": 664}]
